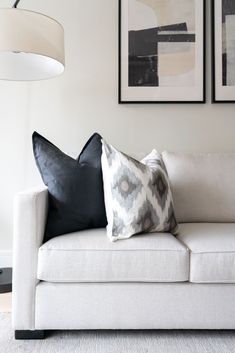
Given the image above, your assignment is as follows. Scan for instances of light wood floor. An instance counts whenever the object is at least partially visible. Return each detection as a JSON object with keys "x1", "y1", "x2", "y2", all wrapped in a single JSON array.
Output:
[{"x1": 0, "y1": 293, "x2": 12, "y2": 312}]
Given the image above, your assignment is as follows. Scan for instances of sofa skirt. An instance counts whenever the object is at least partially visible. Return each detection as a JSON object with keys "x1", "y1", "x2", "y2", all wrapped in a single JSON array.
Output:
[{"x1": 35, "y1": 282, "x2": 235, "y2": 330}]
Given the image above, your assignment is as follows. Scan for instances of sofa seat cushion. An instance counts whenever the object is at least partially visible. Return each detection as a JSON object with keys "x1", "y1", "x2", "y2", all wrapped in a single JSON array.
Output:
[
  {"x1": 38, "y1": 228, "x2": 189, "y2": 283},
  {"x1": 178, "y1": 223, "x2": 235, "y2": 283}
]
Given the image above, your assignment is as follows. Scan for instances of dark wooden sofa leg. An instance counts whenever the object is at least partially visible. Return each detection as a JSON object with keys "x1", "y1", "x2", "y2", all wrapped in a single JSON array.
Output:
[{"x1": 15, "y1": 330, "x2": 45, "y2": 340}]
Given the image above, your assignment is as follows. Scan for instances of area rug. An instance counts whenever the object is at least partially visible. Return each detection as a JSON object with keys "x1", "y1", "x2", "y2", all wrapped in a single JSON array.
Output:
[{"x1": 1, "y1": 314, "x2": 235, "y2": 353}]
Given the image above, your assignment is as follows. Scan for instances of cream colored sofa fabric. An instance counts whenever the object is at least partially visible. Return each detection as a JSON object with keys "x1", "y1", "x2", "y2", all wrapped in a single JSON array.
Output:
[
  {"x1": 13, "y1": 152, "x2": 235, "y2": 332},
  {"x1": 38, "y1": 229, "x2": 189, "y2": 282},
  {"x1": 162, "y1": 152, "x2": 235, "y2": 223},
  {"x1": 178, "y1": 223, "x2": 235, "y2": 283}
]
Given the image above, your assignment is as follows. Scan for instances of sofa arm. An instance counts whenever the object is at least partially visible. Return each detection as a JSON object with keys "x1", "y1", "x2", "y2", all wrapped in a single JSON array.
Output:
[{"x1": 12, "y1": 186, "x2": 48, "y2": 330}]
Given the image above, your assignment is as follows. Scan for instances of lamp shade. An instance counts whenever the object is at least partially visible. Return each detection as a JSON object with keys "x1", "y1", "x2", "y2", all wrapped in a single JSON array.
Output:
[{"x1": 0, "y1": 8, "x2": 65, "y2": 80}]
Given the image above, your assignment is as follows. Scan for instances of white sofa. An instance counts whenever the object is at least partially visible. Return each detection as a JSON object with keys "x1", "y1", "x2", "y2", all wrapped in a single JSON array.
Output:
[{"x1": 12, "y1": 152, "x2": 235, "y2": 339}]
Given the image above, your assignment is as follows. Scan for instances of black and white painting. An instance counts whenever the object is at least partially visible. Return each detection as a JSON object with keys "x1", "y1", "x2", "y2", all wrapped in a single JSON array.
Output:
[
  {"x1": 119, "y1": 0, "x2": 205, "y2": 103},
  {"x1": 213, "y1": 0, "x2": 235, "y2": 101}
]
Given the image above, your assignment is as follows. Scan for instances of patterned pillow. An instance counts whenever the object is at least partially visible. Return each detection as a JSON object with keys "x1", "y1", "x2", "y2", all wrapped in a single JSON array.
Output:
[{"x1": 101, "y1": 141, "x2": 178, "y2": 242}]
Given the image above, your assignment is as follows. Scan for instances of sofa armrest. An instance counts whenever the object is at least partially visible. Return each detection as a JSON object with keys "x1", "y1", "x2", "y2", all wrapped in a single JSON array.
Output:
[{"x1": 12, "y1": 186, "x2": 48, "y2": 330}]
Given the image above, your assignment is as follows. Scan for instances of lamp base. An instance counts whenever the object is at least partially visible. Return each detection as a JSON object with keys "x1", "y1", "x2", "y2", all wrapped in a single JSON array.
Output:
[{"x1": 0, "y1": 268, "x2": 12, "y2": 293}]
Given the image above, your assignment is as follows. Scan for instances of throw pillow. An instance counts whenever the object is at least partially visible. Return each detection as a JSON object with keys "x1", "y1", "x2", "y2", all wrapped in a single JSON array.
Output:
[
  {"x1": 101, "y1": 141, "x2": 178, "y2": 241},
  {"x1": 33, "y1": 132, "x2": 107, "y2": 241}
]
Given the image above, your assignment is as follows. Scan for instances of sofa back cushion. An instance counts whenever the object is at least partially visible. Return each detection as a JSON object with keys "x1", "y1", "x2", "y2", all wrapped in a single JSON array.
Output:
[{"x1": 162, "y1": 151, "x2": 235, "y2": 223}]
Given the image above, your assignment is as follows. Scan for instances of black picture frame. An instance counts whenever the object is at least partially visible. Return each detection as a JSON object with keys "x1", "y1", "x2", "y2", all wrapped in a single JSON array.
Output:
[
  {"x1": 118, "y1": 0, "x2": 206, "y2": 104},
  {"x1": 212, "y1": 0, "x2": 235, "y2": 103}
]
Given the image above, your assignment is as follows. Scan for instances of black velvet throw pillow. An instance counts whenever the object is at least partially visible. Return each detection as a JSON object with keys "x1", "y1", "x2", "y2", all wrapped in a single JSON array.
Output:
[{"x1": 32, "y1": 132, "x2": 107, "y2": 241}]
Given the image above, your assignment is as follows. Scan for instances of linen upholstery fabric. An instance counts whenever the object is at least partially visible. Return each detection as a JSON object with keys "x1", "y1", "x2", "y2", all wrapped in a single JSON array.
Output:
[
  {"x1": 37, "y1": 228, "x2": 189, "y2": 282},
  {"x1": 162, "y1": 151, "x2": 235, "y2": 223},
  {"x1": 35, "y1": 282, "x2": 235, "y2": 329},
  {"x1": 101, "y1": 143, "x2": 178, "y2": 241},
  {"x1": 32, "y1": 132, "x2": 107, "y2": 241},
  {"x1": 13, "y1": 186, "x2": 48, "y2": 330},
  {"x1": 178, "y1": 223, "x2": 235, "y2": 283},
  {"x1": 13, "y1": 186, "x2": 235, "y2": 331}
]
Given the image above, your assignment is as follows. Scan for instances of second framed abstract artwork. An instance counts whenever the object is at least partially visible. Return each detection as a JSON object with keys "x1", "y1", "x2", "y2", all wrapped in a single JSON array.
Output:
[
  {"x1": 119, "y1": 0, "x2": 206, "y2": 103},
  {"x1": 212, "y1": 0, "x2": 235, "y2": 102}
]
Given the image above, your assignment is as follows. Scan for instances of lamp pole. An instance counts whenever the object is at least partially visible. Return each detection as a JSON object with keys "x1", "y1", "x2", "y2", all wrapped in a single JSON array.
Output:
[
  {"x1": 0, "y1": 0, "x2": 64, "y2": 293},
  {"x1": 0, "y1": 0, "x2": 23, "y2": 296}
]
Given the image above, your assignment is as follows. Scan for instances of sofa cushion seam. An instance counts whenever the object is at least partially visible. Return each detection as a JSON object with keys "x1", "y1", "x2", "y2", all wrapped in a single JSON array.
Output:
[
  {"x1": 191, "y1": 250, "x2": 235, "y2": 254},
  {"x1": 39, "y1": 248, "x2": 188, "y2": 253}
]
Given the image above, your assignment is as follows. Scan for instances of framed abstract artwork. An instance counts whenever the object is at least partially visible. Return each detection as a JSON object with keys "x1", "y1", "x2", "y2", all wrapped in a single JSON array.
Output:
[
  {"x1": 118, "y1": 0, "x2": 206, "y2": 103},
  {"x1": 212, "y1": 0, "x2": 235, "y2": 102}
]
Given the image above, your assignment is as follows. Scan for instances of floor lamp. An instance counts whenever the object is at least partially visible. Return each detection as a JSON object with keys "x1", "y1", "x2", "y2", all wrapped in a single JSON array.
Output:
[{"x1": 0, "y1": 0, "x2": 65, "y2": 293}]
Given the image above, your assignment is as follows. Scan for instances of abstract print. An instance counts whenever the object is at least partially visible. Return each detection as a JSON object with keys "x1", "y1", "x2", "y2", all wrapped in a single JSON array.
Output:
[
  {"x1": 222, "y1": 0, "x2": 235, "y2": 86},
  {"x1": 128, "y1": 0, "x2": 196, "y2": 87}
]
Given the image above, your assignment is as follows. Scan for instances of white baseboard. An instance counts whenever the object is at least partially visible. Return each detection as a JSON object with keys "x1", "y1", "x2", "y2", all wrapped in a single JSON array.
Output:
[{"x1": 0, "y1": 251, "x2": 12, "y2": 267}]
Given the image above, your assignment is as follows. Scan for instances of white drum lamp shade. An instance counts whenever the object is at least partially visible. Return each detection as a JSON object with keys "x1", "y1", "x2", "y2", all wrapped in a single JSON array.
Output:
[{"x1": 0, "y1": 8, "x2": 65, "y2": 80}]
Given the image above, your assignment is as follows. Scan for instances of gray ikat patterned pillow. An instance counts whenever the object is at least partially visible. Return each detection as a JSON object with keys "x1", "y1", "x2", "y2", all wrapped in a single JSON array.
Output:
[{"x1": 101, "y1": 140, "x2": 178, "y2": 242}]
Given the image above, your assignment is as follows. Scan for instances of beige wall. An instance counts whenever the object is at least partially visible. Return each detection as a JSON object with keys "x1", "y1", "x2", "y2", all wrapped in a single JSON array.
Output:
[{"x1": 0, "y1": 0, "x2": 235, "y2": 253}]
